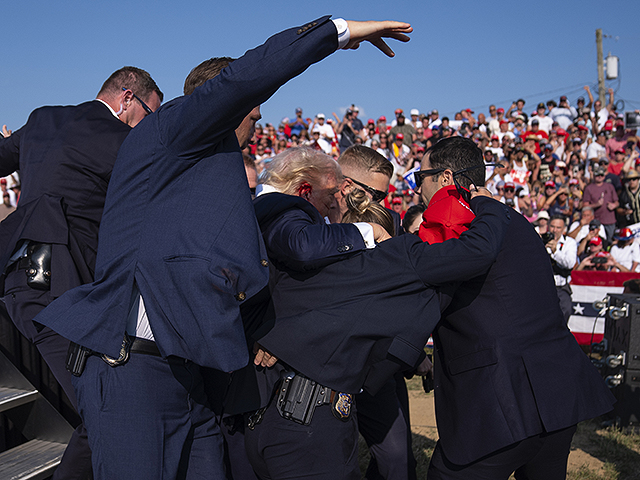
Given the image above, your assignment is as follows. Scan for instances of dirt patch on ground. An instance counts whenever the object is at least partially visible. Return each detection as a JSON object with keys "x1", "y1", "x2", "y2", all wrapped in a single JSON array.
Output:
[{"x1": 407, "y1": 387, "x2": 607, "y2": 477}]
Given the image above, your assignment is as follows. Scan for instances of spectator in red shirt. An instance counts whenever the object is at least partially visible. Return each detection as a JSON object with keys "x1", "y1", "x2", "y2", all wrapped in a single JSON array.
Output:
[
  {"x1": 582, "y1": 164, "x2": 619, "y2": 241},
  {"x1": 606, "y1": 119, "x2": 632, "y2": 160}
]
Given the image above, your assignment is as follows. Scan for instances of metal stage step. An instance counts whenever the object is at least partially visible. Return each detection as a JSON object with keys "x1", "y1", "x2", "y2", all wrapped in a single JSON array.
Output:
[
  {"x1": 0, "y1": 438, "x2": 67, "y2": 480},
  {"x1": 0, "y1": 387, "x2": 39, "y2": 414}
]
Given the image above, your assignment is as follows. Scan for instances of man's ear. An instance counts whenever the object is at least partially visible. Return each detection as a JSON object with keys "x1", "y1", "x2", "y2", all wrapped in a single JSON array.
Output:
[
  {"x1": 340, "y1": 178, "x2": 354, "y2": 196},
  {"x1": 298, "y1": 182, "x2": 313, "y2": 200},
  {"x1": 440, "y1": 169, "x2": 454, "y2": 187},
  {"x1": 120, "y1": 89, "x2": 134, "y2": 111}
]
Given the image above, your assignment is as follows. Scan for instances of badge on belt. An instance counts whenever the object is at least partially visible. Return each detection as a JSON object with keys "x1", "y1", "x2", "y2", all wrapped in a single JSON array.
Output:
[{"x1": 332, "y1": 392, "x2": 353, "y2": 421}]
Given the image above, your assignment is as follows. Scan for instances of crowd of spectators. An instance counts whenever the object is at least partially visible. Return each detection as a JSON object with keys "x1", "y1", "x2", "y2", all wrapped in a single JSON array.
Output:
[{"x1": 244, "y1": 85, "x2": 640, "y2": 273}]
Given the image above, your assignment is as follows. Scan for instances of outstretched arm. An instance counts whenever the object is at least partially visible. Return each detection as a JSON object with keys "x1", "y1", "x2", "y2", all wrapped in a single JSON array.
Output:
[
  {"x1": 162, "y1": 18, "x2": 412, "y2": 160},
  {"x1": 410, "y1": 196, "x2": 511, "y2": 285}
]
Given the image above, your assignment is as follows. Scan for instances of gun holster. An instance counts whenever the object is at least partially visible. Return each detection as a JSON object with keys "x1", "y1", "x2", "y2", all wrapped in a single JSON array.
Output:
[
  {"x1": 276, "y1": 372, "x2": 332, "y2": 425},
  {"x1": 274, "y1": 371, "x2": 354, "y2": 425},
  {"x1": 25, "y1": 243, "x2": 52, "y2": 290},
  {"x1": 66, "y1": 342, "x2": 93, "y2": 377}
]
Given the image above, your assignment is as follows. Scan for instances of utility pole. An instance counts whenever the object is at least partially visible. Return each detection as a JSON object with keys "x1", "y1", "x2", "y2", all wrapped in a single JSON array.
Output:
[{"x1": 596, "y1": 29, "x2": 606, "y2": 105}]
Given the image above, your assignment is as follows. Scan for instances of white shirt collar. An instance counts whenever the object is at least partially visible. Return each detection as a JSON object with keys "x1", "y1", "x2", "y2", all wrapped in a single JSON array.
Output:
[
  {"x1": 255, "y1": 184, "x2": 280, "y2": 197},
  {"x1": 95, "y1": 99, "x2": 120, "y2": 119}
]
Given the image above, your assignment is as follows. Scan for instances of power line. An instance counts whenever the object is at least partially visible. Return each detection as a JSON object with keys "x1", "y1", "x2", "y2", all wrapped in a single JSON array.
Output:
[{"x1": 445, "y1": 82, "x2": 589, "y2": 117}]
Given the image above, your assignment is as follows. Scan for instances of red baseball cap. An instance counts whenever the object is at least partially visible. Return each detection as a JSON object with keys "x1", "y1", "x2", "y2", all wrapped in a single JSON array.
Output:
[
  {"x1": 396, "y1": 133, "x2": 404, "y2": 140},
  {"x1": 589, "y1": 236, "x2": 603, "y2": 246}
]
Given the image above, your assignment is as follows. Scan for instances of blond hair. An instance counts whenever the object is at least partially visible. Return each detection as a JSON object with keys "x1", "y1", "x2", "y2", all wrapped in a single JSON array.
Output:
[
  {"x1": 342, "y1": 190, "x2": 395, "y2": 237},
  {"x1": 260, "y1": 147, "x2": 341, "y2": 195}
]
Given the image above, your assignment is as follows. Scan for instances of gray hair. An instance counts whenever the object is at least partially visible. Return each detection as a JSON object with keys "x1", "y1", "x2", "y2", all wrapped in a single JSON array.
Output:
[{"x1": 259, "y1": 147, "x2": 342, "y2": 195}]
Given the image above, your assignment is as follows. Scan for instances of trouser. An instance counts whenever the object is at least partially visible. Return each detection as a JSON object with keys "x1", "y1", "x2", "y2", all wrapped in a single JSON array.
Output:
[
  {"x1": 427, "y1": 424, "x2": 577, "y2": 480},
  {"x1": 356, "y1": 372, "x2": 417, "y2": 480},
  {"x1": 244, "y1": 391, "x2": 360, "y2": 480},
  {"x1": 3, "y1": 269, "x2": 93, "y2": 480},
  {"x1": 73, "y1": 353, "x2": 226, "y2": 480},
  {"x1": 603, "y1": 223, "x2": 616, "y2": 243},
  {"x1": 220, "y1": 414, "x2": 260, "y2": 480}
]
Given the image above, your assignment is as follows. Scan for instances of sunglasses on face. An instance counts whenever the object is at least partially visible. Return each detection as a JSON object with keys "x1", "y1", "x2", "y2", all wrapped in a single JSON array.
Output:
[
  {"x1": 504, "y1": 188, "x2": 515, "y2": 193},
  {"x1": 345, "y1": 177, "x2": 388, "y2": 202},
  {"x1": 414, "y1": 168, "x2": 445, "y2": 190},
  {"x1": 415, "y1": 163, "x2": 499, "y2": 202}
]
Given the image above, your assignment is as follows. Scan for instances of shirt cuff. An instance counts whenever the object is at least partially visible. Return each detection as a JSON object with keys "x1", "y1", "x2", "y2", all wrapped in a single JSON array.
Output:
[
  {"x1": 354, "y1": 222, "x2": 376, "y2": 249},
  {"x1": 332, "y1": 18, "x2": 350, "y2": 49}
]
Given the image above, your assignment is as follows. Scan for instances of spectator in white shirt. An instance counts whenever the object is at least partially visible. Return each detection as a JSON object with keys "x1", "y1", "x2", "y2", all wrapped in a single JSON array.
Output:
[{"x1": 547, "y1": 215, "x2": 578, "y2": 322}]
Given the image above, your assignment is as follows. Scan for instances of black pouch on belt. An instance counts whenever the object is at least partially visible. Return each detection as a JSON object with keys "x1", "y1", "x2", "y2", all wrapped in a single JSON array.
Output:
[{"x1": 26, "y1": 243, "x2": 52, "y2": 290}]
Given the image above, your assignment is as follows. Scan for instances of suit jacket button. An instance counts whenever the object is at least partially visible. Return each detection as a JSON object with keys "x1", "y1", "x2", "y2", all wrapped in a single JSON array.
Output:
[
  {"x1": 297, "y1": 28, "x2": 303, "y2": 34},
  {"x1": 261, "y1": 259, "x2": 269, "y2": 267},
  {"x1": 235, "y1": 292, "x2": 246, "y2": 302}
]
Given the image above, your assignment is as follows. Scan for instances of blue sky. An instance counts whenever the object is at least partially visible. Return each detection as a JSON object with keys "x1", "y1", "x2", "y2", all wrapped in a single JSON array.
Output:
[{"x1": 1, "y1": 1, "x2": 638, "y2": 130}]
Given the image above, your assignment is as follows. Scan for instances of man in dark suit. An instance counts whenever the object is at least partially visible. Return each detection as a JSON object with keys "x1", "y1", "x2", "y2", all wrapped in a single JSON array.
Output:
[
  {"x1": 415, "y1": 137, "x2": 616, "y2": 479},
  {"x1": 0, "y1": 67, "x2": 161, "y2": 480},
  {"x1": 233, "y1": 147, "x2": 510, "y2": 479},
  {"x1": 35, "y1": 17, "x2": 413, "y2": 479}
]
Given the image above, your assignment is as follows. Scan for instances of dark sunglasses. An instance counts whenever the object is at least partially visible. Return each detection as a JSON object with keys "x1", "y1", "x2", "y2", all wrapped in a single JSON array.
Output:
[
  {"x1": 122, "y1": 87, "x2": 153, "y2": 116},
  {"x1": 345, "y1": 177, "x2": 388, "y2": 203},
  {"x1": 415, "y1": 163, "x2": 499, "y2": 203},
  {"x1": 504, "y1": 188, "x2": 515, "y2": 193},
  {"x1": 414, "y1": 168, "x2": 445, "y2": 190}
]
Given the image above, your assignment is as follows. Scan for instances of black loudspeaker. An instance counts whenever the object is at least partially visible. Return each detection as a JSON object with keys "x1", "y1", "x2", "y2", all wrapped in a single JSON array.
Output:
[{"x1": 601, "y1": 294, "x2": 640, "y2": 427}]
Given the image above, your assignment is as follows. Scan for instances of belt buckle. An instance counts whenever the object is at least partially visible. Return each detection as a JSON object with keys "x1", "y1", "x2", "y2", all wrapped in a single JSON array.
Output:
[{"x1": 101, "y1": 333, "x2": 132, "y2": 367}]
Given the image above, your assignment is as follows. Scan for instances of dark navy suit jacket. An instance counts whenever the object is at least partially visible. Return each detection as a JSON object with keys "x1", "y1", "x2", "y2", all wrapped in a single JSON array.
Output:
[
  {"x1": 0, "y1": 101, "x2": 131, "y2": 296},
  {"x1": 431, "y1": 208, "x2": 616, "y2": 465},
  {"x1": 36, "y1": 17, "x2": 340, "y2": 371},
  {"x1": 226, "y1": 195, "x2": 511, "y2": 414}
]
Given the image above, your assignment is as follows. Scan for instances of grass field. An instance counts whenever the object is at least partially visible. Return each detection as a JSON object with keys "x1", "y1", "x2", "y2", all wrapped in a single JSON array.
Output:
[{"x1": 357, "y1": 377, "x2": 640, "y2": 479}]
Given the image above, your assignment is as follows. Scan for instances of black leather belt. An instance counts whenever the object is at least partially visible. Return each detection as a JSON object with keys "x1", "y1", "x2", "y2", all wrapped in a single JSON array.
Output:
[
  {"x1": 130, "y1": 337, "x2": 161, "y2": 357},
  {"x1": 67, "y1": 336, "x2": 161, "y2": 376}
]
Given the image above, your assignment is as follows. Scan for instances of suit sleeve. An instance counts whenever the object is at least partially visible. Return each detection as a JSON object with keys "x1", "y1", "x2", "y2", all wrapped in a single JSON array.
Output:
[
  {"x1": 263, "y1": 207, "x2": 366, "y2": 271},
  {"x1": 410, "y1": 197, "x2": 511, "y2": 285},
  {"x1": 0, "y1": 126, "x2": 22, "y2": 177},
  {"x1": 158, "y1": 16, "x2": 338, "y2": 160}
]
